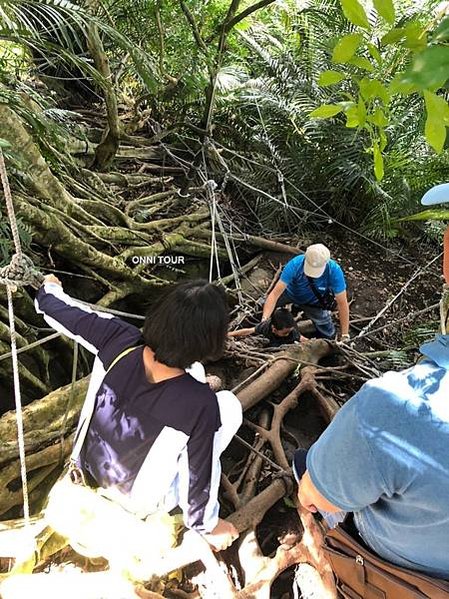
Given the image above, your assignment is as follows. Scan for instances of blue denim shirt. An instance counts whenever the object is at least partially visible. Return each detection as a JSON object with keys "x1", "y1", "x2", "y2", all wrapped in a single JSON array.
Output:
[{"x1": 306, "y1": 335, "x2": 449, "y2": 578}]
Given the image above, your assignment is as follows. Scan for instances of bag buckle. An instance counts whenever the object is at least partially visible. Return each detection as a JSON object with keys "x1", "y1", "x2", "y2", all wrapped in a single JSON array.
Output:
[
  {"x1": 68, "y1": 464, "x2": 86, "y2": 486},
  {"x1": 355, "y1": 554, "x2": 364, "y2": 566}
]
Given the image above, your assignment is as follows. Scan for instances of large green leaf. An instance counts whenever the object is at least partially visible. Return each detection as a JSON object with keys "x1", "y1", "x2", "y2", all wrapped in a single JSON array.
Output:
[
  {"x1": 359, "y1": 78, "x2": 390, "y2": 103},
  {"x1": 404, "y1": 22, "x2": 427, "y2": 51},
  {"x1": 398, "y1": 46, "x2": 449, "y2": 91},
  {"x1": 399, "y1": 210, "x2": 449, "y2": 222},
  {"x1": 424, "y1": 90, "x2": 449, "y2": 153},
  {"x1": 348, "y1": 56, "x2": 375, "y2": 72},
  {"x1": 367, "y1": 42, "x2": 381, "y2": 64},
  {"x1": 368, "y1": 107, "x2": 388, "y2": 127},
  {"x1": 381, "y1": 27, "x2": 405, "y2": 46},
  {"x1": 373, "y1": 0, "x2": 395, "y2": 24},
  {"x1": 426, "y1": 91, "x2": 449, "y2": 126},
  {"x1": 309, "y1": 104, "x2": 343, "y2": 118},
  {"x1": 344, "y1": 104, "x2": 359, "y2": 127},
  {"x1": 357, "y1": 97, "x2": 367, "y2": 126},
  {"x1": 332, "y1": 33, "x2": 363, "y2": 63},
  {"x1": 339, "y1": 0, "x2": 370, "y2": 29},
  {"x1": 432, "y1": 16, "x2": 449, "y2": 42},
  {"x1": 373, "y1": 143, "x2": 384, "y2": 181},
  {"x1": 318, "y1": 70, "x2": 346, "y2": 86},
  {"x1": 425, "y1": 118, "x2": 446, "y2": 153}
]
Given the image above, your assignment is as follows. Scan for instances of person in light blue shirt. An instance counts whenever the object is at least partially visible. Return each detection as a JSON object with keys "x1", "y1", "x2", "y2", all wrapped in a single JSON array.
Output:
[
  {"x1": 262, "y1": 243, "x2": 350, "y2": 340},
  {"x1": 296, "y1": 334, "x2": 449, "y2": 579}
]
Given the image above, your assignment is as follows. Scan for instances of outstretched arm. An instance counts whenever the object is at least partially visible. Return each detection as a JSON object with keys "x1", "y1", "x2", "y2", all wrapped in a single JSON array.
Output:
[
  {"x1": 262, "y1": 280, "x2": 286, "y2": 321},
  {"x1": 178, "y1": 415, "x2": 238, "y2": 550},
  {"x1": 335, "y1": 290, "x2": 349, "y2": 338},
  {"x1": 228, "y1": 327, "x2": 256, "y2": 338},
  {"x1": 34, "y1": 275, "x2": 142, "y2": 368}
]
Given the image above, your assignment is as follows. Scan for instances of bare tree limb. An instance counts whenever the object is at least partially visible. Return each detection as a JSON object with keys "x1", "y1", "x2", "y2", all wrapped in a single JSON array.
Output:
[{"x1": 225, "y1": 0, "x2": 277, "y2": 32}]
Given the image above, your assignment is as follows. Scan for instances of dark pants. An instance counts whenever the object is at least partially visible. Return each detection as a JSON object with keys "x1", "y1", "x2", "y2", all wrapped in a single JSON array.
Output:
[{"x1": 276, "y1": 290, "x2": 336, "y2": 339}]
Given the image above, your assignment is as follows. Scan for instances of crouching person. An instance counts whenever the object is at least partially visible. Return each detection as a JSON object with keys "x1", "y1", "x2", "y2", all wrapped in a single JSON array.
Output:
[
  {"x1": 35, "y1": 276, "x2": 242, "y2": 574},
  {"x1": 293, "y1": 333, "x2": 449, "y2": 597},
  {"x1": 228, "y1": 307, "x2": 307, "y2": 347}
]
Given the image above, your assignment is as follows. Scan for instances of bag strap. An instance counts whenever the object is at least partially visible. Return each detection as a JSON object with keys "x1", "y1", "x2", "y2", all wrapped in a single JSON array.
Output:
[
  {"x1": 70, "y1": 345, "x2": 143, "y2": 462},
  {"x1": 306, "y1": 275, "x2": 328, "y2": 310}
]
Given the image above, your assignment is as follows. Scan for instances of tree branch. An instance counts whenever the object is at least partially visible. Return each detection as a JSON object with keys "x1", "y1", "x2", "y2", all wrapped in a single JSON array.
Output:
[
  {"x1": 225, "y1": 0, "x2": 277, "y2": 32},
  {"x1": 179, "y1": 0, "x2": 210, "y2": 60}
]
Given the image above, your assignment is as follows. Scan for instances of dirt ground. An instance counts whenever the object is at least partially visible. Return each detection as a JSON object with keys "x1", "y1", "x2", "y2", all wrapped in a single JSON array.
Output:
[{"x1": 254, "y1": 229, "x2": 442, "y2": 350}]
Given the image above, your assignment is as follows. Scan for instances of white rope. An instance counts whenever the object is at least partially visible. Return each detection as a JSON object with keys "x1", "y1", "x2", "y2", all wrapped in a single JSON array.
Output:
[
  {"x1": 207, "y1": 179, "x2": 221, "y2": 283},
  {"x1": 0, "y1": 149, "x2": 22, "y2": 262},
  {"x1": 0, "y1": 147, "x2": 30, "y2": 524},
  {"x1": 199, "y1": 150, "x2": 246, "y2": 300},
  {"x1": 215, "y1": 208, "x2": 244, "y2": 304},
  {"x1": 6, "y1": 284, "x2": 30, "y2": 523}
]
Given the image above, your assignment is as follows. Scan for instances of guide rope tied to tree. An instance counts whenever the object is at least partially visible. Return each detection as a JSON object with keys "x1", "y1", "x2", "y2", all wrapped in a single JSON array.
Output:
[{"x1": 0, "y1": 147, "x2": 45, "y2": 551}]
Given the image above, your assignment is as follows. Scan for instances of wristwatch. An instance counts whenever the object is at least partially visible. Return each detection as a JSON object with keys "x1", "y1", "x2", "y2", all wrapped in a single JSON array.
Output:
[{"x1": 341, "y1": 334, "x2": 350, "y2": 341}]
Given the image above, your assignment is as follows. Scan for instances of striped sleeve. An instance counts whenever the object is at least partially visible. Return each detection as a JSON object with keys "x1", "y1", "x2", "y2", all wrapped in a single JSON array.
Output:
[
  {"x1": 178, "y1": 404, "x2": 222, "y2": 533},
  {"x1": 34, "y1": 283, "x2": 142, "y2": 369}
]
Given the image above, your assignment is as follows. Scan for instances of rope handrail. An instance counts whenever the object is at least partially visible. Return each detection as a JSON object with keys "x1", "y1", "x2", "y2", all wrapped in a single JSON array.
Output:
[{"x1": 0, "y1": 147, "x2": 32, "y2": 526}]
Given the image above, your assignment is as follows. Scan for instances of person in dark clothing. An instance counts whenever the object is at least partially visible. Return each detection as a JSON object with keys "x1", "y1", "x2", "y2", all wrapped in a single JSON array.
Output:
[
  {"x1": 35, "y1": 275, "x2": 242, "y2": 552},
  {"x1": 228, "y1": 308, "x2": 306, "y2": 347}
]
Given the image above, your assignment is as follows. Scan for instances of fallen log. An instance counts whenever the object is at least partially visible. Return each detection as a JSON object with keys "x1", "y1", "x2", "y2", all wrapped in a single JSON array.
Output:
[
  {"x1": 236, "y1": 340, "x2": 331, "y2": 410},
  {"x1": 193, "y1": 229, "x2": 303, "y2": 256}
]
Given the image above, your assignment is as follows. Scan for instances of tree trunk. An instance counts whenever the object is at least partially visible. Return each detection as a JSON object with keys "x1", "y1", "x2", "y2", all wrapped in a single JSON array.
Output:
[{"x1": 86, "y1": 3, "x2": 120, "y2": 170}]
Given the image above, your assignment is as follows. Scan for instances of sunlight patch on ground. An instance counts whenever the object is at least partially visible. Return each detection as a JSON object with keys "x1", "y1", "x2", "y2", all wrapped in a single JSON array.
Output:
[{"x1": 0, "y1": 568, "x2": 139, "y2": 599}]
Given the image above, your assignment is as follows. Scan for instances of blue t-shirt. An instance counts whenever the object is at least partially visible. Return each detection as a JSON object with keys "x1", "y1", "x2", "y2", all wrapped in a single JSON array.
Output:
[
  {"x1": 307, "y1": 334, "x2": 449, "y2": 578},
  {"x1": 280, "y1": 255, "x2": 346, "y2": 306}
]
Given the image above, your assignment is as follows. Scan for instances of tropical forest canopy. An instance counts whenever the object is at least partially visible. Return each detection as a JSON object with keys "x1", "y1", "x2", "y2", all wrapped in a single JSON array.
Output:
[{"x1": 1, "y1": 0, "x2": 449, "y2": 258}]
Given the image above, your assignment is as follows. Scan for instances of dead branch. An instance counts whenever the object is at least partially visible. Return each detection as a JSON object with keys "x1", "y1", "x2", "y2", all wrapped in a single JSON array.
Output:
[
  {"x1": 239, "y1": 411, "x2": 270, "y2": 506},
  {"x1": 194, "y1": 228, "x2": 302, "y2": 256},
  {"x1": 236, "y1": 340, "x2": 331, "y2": 411}
]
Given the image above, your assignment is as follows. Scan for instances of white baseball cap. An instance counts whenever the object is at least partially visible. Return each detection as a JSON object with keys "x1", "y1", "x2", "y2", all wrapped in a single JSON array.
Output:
[{"x1": 304, "y1": 244, "x2": 330, "y2": 277}]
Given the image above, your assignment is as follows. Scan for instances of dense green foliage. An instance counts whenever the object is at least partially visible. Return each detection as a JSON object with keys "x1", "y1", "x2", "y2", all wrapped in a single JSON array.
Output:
[{"x1": 1, "y1": 0, "x2": 448, "y2": 240}]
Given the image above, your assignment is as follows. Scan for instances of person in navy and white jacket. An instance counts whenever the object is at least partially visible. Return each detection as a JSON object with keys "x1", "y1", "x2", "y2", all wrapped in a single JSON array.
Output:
[{"x1": 35, "y1": 275, "x2": 242, "y2": 551}]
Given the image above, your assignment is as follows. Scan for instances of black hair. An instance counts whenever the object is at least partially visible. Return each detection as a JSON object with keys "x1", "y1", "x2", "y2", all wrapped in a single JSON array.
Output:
[
  {"x1": 143, "y1": 279, "x2": 229, "y2": 369},
  {"x1": 271, "y1": 308, "x2": 295, "y2": 330}
]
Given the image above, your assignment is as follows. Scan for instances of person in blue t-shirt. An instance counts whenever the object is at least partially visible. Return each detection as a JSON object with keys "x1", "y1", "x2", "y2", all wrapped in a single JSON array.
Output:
[
  {"x1": 295, "y1": 334, "x2": 449, "y2": 579},
  {"x1": 262, "y1": 243, "x2": 350, "y2": 340}
]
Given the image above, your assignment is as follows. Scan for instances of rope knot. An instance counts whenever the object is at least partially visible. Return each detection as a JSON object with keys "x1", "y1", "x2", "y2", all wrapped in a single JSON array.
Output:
[
  {"x1": 204, "y1": 179, "x2": 218, "y2": 193},
  {"x1": 0, "y1": 253, "x2": 44, "y2": 291}
]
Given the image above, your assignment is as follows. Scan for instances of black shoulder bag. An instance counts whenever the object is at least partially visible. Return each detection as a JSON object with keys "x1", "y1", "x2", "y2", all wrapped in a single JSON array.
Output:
[{"x1": 306, "y1": 275, "x2": 337, "y2": 311}]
